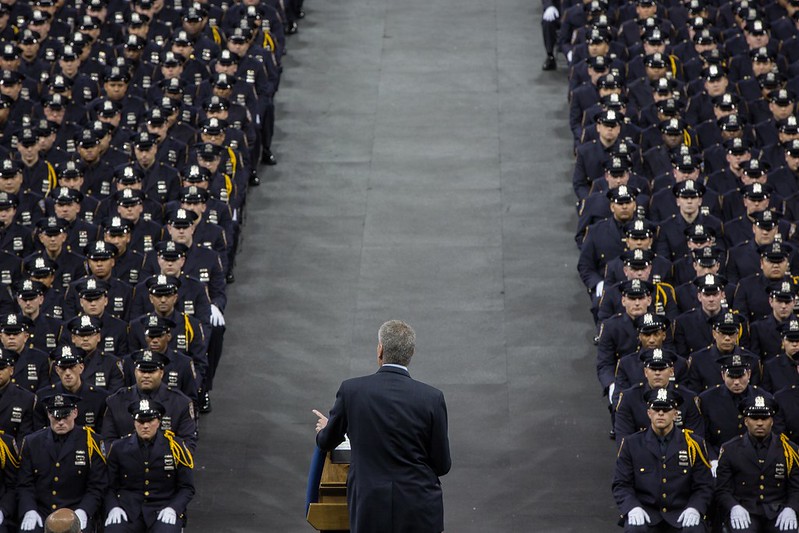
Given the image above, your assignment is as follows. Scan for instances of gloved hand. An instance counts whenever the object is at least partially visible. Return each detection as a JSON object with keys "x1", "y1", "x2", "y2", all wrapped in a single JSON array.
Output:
[
  {"x1": 730, "y1": 505, "x2": 751, "y2": 530},
  {"x1": 0, "y1": 510, "x2": 5, "y2": 525},
  {"x1": 595, "y1": 280, "x2": 604, "y2": 298},
  {"x1": 210, "y1": 304, "x2": 225, "y2": 327},
  {"x1": 105, "y1": 507, "x2": 128, "y2": 526},
  {"x1": 75, "y1": 509, "x2": 88, "y2": 530},
  {"x1": 628, "y1": 507, "x2": 650, "y2": 526},
  {"x1": 776, "y1": 507, "x2": 797, "y2": 531},
  {"x1": 711, "y1": 459, "x2": 718, "y2": 478},
  {"x1": 20, "y1": 511, "x2": 42, "y2": 531},
  {"x1": 543, "y1": 6, "x2": 559, "y2": 21},
  {"x1": 608, "y1": 383, "x2": 616, "y2": 406},
  {"x1": 567, "y1": 50, "x2": 573, "y2": 64},
  {"x1": 678, "y1": 507, "x2": 701, "y2": 527},
  {"x1": 158, "y1": 507, "x2": 177, "y2": 525}
]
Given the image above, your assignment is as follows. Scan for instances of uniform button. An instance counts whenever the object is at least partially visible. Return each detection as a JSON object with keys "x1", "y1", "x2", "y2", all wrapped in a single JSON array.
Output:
[
  {"x1": 52, "y1": 491, "x2": 56, "y2": 496},
  {"x1": 760, "y1": 495, "x2": 765, "y2": 500},
  {"x1": 145, "y1": 468, "x2": 149, "y2": 473},
  {"x1": 662, "y1": 464, "x2": 666, "y2": 469},
  {"x1": 55, "y1": 462, "x2": 60, "y2": 467},
  {"x1": 51, "y1": 505, "x2": 57, "y2": 510},
  {"x1": 145, "y1": 481, "x2": 149, "y2": 485},
  {"x1": 760, "y1": 485, "x2": 764, "y2": 490},
  {"x1": 662, "y1": 493, "x2": 667, "y2": 499},
  {"x1": 760, "y1": 475, "x2": 765, "y2": 480},
  {"x1": 662, "y1": 508, "x2": 667, "y2": 513},
  {"x1": 144, "y1": 491, "x2": 149, "y2": 496},
  {"x1": 54, "y1": 477, "x2": 58, "y2": 482},
  {"x1": 662, "y1": 478, "x2": 667, "y2": 483}
]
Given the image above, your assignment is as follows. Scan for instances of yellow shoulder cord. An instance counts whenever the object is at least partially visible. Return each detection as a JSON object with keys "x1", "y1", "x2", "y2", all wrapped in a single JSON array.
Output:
[
  {"x1": 684, "y1": 429, "x2": 712, "y2": 468},
  {"x1": 164, "y1": 430, "x2": 194, "y2": 468},
  {"x1": 45, "y1": 162, "x2": 57, "y2": 194},
  {"x1": 262, "y1": 31, "x2": 275, "y2": 51},
  {"x1": 683, "y1": 130, "x2": 692, "y2": 147},
  {"x1": 0, "y1": 432, "x2": 19, "y2": 469},
  {"x1": 669, "y1": 55, "x2": 677, "y2": 78},
  {"x1": 183, "y1": 313, "x2": 194, "y2": 345},
  {"x1": 226, "y1": 147, "x2": 237, "y2": 176},
  {"x1": 84, "y1": 426, "x2": 106, "y2": 463},
  {"x1": 781, "y1": 433, "x2": 799, "y2": 475},
  {"x1": 211, "y1": 25, "x2": 222, "y2": 46},
  {"x1": 223, "y1": 173, "x2": 233, "y2": 198},
  {"x1": 655, "y1": 282, "x2": 675, "y2": 307}
]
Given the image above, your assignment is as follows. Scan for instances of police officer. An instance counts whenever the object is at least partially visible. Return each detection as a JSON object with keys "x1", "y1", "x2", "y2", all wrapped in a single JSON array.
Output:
[
  {"x1": 750, "y1": 280, "x2": 799, "y2": 361},
  {"x1": 13, "y1": 279, "x2": 62, "y2": 353},
  {"x1": 697, "y1": 353, "x2": 773, "y2": 453},
  {"x1": 686, "y1": 312, "x2": 759, "y2": 392},
  {"x1": 17, "y1": 392, "x2": 107, "y2": 532},
  {"x1": 716, "y1": 394, "x2": 799, "y2": 532},
  {"x1": 0, "y1": 347, "x2": 35, "y2": 444},
  {"x1": 65, "y1": 314, "x2": 125, "y2": 393},
  {"x1": 612, "y1": 387, "x2": 714, "y2": 532},
  {"x1": 27, "y1": 217, "x2": 87, "y2": 290},
  {"x1": 0, "y1": 313, "x2": 50, "y2": 394},
  {"x1": 615, "y1": 349, "x2": 704, "y2": 441},
  {"x1": 673, "y1": 273, "x2": 730, "y2": 357},
  {"x1": 35, "y1": 346, "x2": 107, "y2": 431},
  {"x1": 103, "y1": 399, "x2": 194, "y2": 533},
  {"x1": 103, "y1": 350, "x2": 196, "y2": 450},
  {"x1": 762, "y1": 319, "x2": 799, "y2": 393},
  {"x1": 62, "y1": 241, "x2": 132, "y2": 321}
]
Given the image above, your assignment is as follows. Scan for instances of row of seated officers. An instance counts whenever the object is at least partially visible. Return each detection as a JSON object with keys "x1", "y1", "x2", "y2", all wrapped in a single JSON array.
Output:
[{"x1": 553, "y1": 0, "x2": 799, "y2": 528}]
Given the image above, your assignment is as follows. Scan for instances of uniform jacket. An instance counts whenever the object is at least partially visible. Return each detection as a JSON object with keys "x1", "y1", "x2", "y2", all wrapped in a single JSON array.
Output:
[
  {"x1": 698, "y1": 385, "x2": 773, "y2": 452},
  {"x1": 615, "y1": 382, "x2": 704, "y2": 441}
]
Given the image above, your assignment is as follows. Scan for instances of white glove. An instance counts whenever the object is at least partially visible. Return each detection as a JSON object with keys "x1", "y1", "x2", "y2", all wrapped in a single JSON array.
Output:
[
  {"x1": 595, "y1": 280, "x2": 605, "y2": 298},
  {"x1": 158, "y1": 507, "x2": 177, "y2": 525},
  {"x1": 210, "y1": 304, "x2": 225, "y2": 327},
  {"x1": 711, "y1": 459, "x2": 718, "y2": 478},
  {"x1": 0, "y1": 510, "x2": 5, "y2": 525},
  {"x1": 608, "y1": 383, "x2": 616, "y2": 405},
  {"x1": 543, "y1": 6, "x2": 559, "y2": 21},
  {"x1": 75, "y1": 509, "x2": 87, "y2": 530},
  {"x1": 628, "y1": 506, "x2": 650, "y2": 526},
  {"x1": 105, "y1": 507, "x2": 128, "y2": 526},
  {"x1": 678, "y1": 507, "x2": 701, "y2": 527},
  {"x1": 567, "y1": 50, "x2": 573, "y2": 64},
  {"x1": 20, "y1": 511, "x2": 42, "y2": 531},
  {"x1": 730, "y1": 505, "x2": 751, "y2": 530},
  {"x1": 776, "y1": 507, "x2": 797, "y2": 531}
]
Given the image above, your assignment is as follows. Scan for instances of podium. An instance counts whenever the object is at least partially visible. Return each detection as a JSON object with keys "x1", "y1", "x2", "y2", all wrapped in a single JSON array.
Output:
[{"x1": 306, "y1": 452, "x2": 350, "y2": 532}]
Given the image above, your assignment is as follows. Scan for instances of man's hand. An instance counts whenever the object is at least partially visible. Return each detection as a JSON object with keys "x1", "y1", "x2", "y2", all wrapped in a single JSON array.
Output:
[
  {"x1": 731, "y1": 505, "x2": 751, "y2": 529},
  {"x1": 627, "y1": 507, "x2": 650, "y2": 526},
  {"x1": 105, "y1": 507, "x2": 128, "y2": 526},
  {"x1": 312, "y1": 409, "x2": 328, "y2": 433},
  {"x1": 157, "y1": 507, "x2": 177, "y2": 525},
  {"x1": 678, "y1": 507, "x2": 701, "y2": 527},
  {"x1": 20, "y1": 511, "x2": 42, "y2": 531},
  {"x1": 75, "y1": 509, "x2": 88, "y2": 530},
  {"x1": 776, "y1": 507, "x2": 797, "y2": 531},
  {"x1": 210, "y1": 304, "x2": 225, "y2": 327},
  {"x1": 543, "y1": 6, "x2": 559, "y2": 21},
  {"x1": 710, "y1": 459, "x2": 718, "y2": 478}
]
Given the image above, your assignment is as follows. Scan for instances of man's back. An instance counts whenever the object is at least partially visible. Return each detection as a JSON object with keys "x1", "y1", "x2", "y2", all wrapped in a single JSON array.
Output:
[{"x1": 317, "y1": 365, "x2": 451, "y2": 533}]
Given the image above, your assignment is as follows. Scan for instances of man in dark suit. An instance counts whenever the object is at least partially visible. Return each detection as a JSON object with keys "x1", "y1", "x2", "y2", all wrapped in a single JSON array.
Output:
[{"x1": 313, "y1": 320, "x2": 451, "y2": 533}]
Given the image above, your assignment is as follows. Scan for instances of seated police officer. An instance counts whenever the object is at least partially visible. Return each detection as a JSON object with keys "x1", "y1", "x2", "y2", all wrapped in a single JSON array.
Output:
[{"x1": 716, "y1": 394, "x2": 799, "y2": 532}]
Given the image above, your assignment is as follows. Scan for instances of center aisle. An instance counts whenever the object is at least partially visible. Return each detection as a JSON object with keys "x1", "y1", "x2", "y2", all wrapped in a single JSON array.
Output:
[{"x1": 187, "y1": 0, "x2": 618, "y2": 530}]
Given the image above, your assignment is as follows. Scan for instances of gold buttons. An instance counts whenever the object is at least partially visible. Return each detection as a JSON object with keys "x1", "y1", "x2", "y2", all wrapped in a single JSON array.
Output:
[
  {"x1": 662, "y1": 478, "x2": 667, "y2": 483},
  {"x1": 145, "y1": 481, "x2": 150, "y2": 485},
  {"x1": 55, "y1": 462, "x2": 60, "y2": 467},
  {"x1": 53, "y1": 477, "x2": 58, "y2": 482},
  {"x1": 662, "y1": 493, "x2": 667, "y2": 499},
  {"x1": 144, "y1": 491, "x2": 150, "y2": 496},
  {"x1": 52, "y1": 491, "x2": 56, "y2": 496},
  {"x1": 662, "y1": 508, "x2": 667, "y2": 512}
]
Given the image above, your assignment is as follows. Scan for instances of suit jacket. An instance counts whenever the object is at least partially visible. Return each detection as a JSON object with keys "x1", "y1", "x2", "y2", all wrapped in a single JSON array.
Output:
[
  {"x1": 716, "y1": 432, "x2": 799, "y2": 519},
  {"x1": 316, "y1": 366, "x2": 451, "y2": 533},
  {"x1": 613, "y1": 427, "x2": 714, "y2": 528}
]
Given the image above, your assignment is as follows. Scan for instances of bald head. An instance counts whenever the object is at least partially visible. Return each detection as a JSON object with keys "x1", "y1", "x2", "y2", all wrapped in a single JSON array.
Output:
[{"x1": 45, "y1": 508, "x2": 81, "y2": 533}]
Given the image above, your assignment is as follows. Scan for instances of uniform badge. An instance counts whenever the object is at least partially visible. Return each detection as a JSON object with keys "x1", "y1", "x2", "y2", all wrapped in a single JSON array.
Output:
[
  {"x1": 230, "y1": 140, "x2": 238, "y2": 150},
  {"x1": 46, "y1": 334, "x2": 56, "y2": 349},
  {"x1": 162, "y1": 416, "x2": 172, "y2": 431},
  {"x1": 176, "y1": 334, "x2": 187, "y2": 350},
  {"x1": 130, "y1": 269, "x2": 139, "y2": 283},
  {"x1": 776, "y1": 463, "x2": 786, "y2": 479},
  {"x1": 246, "y1": 70, "x2": 256, "y2": 83},
  {"x1": 10, "y1": 406, "x2": 22, "y2": 424},
  {"x1": 20, "y1": 87, "x2": 29, "y2": 101},
  {"x1": 53, "y1": 306, "x2": 63, "y2": 320},
  {"x1": 157, "y1": 181, "x2": 168, "y2": 195},
  {"x1": 104, "y1": 336, "x2": 115, "y2": 352},
  {"x1": 168, "y1": 370, "x2": 179, "y2": 388},
  {"x1": 85, "y1": 411, "x2": 95, "y2": 427},
  {"x1": 182, "y1": 110, "x2": 192, "y2": 123},
  {"x1": 95, "y1": 372, "x2": 106, "y2": 388},
  {"x1": 202, "y1": 49, "x2": 211, "y2": 61},
  {"x1": 61, "y1": 273, "x2": 72, "y2": 288},
  {"x1": 168, "y1": 150, "x2": 177, "y2": 164},
  {"x1": 27, "y1": 364, "x2": 38, "y2": 383},
  {"x1": 184, "y1": 300, "x2": 195, "y2": 315},
  {"x1": 678, "y1": 450, "x2": 689, "y2": 467},
  {"x1": 114, "y1": 297, "x2": 124, "y2": 313},
  {"x1": 41, "y1": 181, "x2": 49, "y2": 194},
  {"x1": 90, "y1": 72, "x2": 100, "y2": 82},
  {"x1": 144, "y1": 236, "x2": 153, "y2": 252},
  {"x1": 208, "y1": 211, "x2": 218, "y2": 225},
  {"x1": 164, "y1": 454, "x2": 175, "y2": 470},
  {"x1": 83, "y1": 87, "x2": 92, "y2": 102},
  {"x1": 199, "y1": 269, "x2": 209, "y2": 283},
  {"x1": 236, "y1": 94, "x2": 246, "y2": 106},
  {"x1": 12, "y1": 237, "x2": 22, "y2": 251},
  {"x1": 21, "y1": 211, "x2": 31, "y2": 226},
  {"x1": 79, "y1": 231, "x2": 88, "y2": 249},
  {"x1": 100, "y1": 181, "x2": 111, "y2": 197},
  {"x1": 0, "y1": 271, "x2": 10, "y2": 285},
  {"x1": 84, "y1": 211, "x2": 94, "y2": 224},
  {"x1": 142, "y1": 75, "x2": 151, "y2": 90},
  {"x1": 75, "y1": 450, "x2": 86, "y2": 466}
]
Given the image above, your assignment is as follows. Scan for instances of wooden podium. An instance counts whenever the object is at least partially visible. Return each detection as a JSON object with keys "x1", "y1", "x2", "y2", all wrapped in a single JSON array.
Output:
[{"x1": 306, "y1": 453, "x2": 349, "y2": 532}]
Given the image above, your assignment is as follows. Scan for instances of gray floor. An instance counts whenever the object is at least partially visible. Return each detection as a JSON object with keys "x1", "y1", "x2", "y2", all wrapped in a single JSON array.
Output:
[{"x1": 188, "y1": 0, "x2": 623, "y2": 530}]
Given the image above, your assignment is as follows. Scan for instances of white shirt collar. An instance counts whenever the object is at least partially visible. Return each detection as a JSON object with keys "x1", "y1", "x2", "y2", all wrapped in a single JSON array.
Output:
[{"x1": 382, "y1": 363, "x2": 408, "y2": 371}]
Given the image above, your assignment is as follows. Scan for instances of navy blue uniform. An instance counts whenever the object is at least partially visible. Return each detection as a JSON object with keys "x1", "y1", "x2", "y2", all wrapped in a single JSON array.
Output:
[
  {"x1": 615, "y1": 383, "x2": 704, "y2": 441},
  {"x1": 80, "y1": 350, "x2": 125, "y2": 394},
  {"x1": 34, "y1": 383, "x2": 108, "y2": 431},
  {"x1": 686, "y1": 346, "x2": 761, "y2": 393},
  {"x1": 0, "y1": 383, "x2": 36, "y2": 445},
  {"x1": 698, "y1": 385, "x2": 773, "y2": 452},
  {"x1": 597, "y1": 313, "x2": 641, "y2": 391},
  {"x1": 762, "y1": 354, "x2": 799, "y2": 394}
]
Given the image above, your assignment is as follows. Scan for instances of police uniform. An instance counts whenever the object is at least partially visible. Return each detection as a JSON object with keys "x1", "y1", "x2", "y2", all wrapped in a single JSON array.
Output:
[
  {"x1": 613, "y1": 388, "x2": 714, "y2": 532},
  {"x1": 716, "y1": 395, "x2": 799, "y2": 532},
  {"x1": 17, "y1": 393, "x2": 107, "y2": 532},
  {"x1": 653, "y1": 181, "x2": 725, "y2": 262},
  {"x1": 12, "y1": 279, "x2": 63, "y2": 353},
  {"x1": 28, "y1": 219, "x2": 88, "y2": 289},
  {"x1": 65, "y1": 315, "x2": 125, "y2": 393},
  {"x1": 0, "y1": 348, "x2": 35, "y2": 444},
  {"x1": 0, "y1": 192, "x2": 34, "y2": 258},
  {"x1": 35, "y1": 374, "x2": 108, "y2": 433},
  {"x1": 672, "y1": 274, "x2": 730, "y2": 357},
  {"x1": 104, "y1": 399, "x2": 194, "y2": 533}
]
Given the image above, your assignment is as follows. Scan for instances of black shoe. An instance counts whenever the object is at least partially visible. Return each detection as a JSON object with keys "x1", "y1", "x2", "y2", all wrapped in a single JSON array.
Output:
[
  {"x1": 593, "y1": 334, "x2": 600, "y2": 345},
  {"x1": 200, "y1": 392, "x2": 212, "y2": 413},
  {"x1": 226, "y1": 272, "x2": 236, "y2": 284},
  {"x1": 542, "y1": 55, "x2": 556, "y2": 71},
  {"x1": 286, "y1": 22, "x2": 298, "y2": 34},
  {"x1": 609, "y1": 428, "x2": 616, "y2": 440},
  {"x1": 249, "y1": 171, "x2": 261, "y2": 186},
  {"x1": 298, "y1": 10, "x2": 305, "y2": 18},
  {"x1": 261, "y1": 149, "x2": 277, "y2": 165}
]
